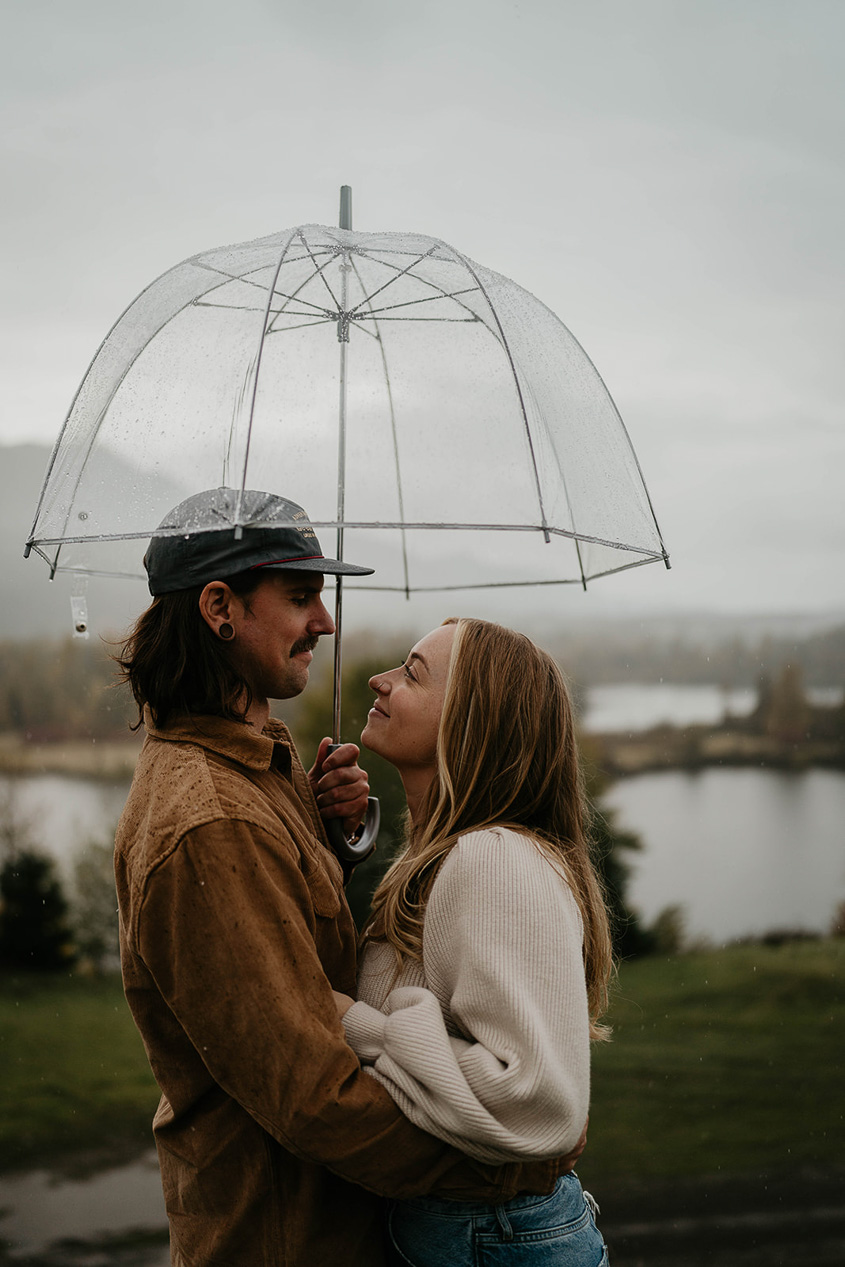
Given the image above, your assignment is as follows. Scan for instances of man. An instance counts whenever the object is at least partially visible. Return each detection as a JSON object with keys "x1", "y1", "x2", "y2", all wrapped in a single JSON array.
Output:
[{"x1": 115, "y1": 487, "x2": 582, "y2": 1266}]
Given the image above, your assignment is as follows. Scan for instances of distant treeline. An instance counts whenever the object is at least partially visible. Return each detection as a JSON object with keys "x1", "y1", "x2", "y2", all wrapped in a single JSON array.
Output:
[
  {"x1": 0, "y1": 637, "x2": 134, "y2": 739},
  {"x1": 0, "y1": 624, "x2": 843, "y2": 740},
  {"x1": 548, "y1": 624, "x2": 845, "y2": 689}
]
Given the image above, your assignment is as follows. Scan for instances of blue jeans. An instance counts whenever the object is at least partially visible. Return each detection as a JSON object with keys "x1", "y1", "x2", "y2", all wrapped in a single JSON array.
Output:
[{"x1": 385, "y1": 1173, "x2": 609, "y2": 1266}]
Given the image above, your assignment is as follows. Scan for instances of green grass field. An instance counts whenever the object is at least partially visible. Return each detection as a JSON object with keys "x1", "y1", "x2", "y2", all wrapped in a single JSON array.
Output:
[
  {"x1": 1, "y1": 938, "x2": 843, "y2": 1178},
  {"x1": 0, "y1": 973, "x2": 158, "y2": 1171},
  {"x1": 579, "y1": 936, "x2": 845, "y2": 1184}
]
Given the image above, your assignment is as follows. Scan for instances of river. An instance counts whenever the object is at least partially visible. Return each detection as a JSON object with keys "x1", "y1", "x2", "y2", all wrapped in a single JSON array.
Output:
[{"x1": 605, "y1": 767, "x2": 845, "y2": 943}]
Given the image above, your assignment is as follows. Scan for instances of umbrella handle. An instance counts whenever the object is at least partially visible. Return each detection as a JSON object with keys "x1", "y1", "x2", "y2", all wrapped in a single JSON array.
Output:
[
  {"x1": 325, "y1": 798, "x2": 380, "y2": 870},
  {"x1": 324, "y1": 743, "x2": 380, "y2": 875}
]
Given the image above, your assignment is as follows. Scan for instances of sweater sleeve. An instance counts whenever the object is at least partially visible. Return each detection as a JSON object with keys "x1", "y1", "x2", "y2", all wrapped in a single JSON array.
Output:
[{"x1": 342, "y1": 829, "x2": 591, "y2": 1163}]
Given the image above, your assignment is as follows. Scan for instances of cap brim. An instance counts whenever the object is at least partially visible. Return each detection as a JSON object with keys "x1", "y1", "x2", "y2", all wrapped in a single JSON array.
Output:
[{"x1": 257, "y1": 557, "x2": 375, "y2": 577}]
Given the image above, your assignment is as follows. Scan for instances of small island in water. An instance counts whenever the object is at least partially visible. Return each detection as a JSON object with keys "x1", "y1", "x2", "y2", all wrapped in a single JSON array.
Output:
[{"x1": 586, "y1": 663, "x2": 845, "y2": 778}]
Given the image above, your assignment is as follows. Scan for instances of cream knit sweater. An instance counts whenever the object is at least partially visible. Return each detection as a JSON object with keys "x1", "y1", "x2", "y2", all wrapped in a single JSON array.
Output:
[{"x1": 341, "y1": 827, "x2": 591, "y2": 1164}]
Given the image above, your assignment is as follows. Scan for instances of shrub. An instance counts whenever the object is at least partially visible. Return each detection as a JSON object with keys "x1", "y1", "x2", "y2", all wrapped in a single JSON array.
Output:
[{"x1": 0, "y1": 851, "x2": 77, "y2": 970}]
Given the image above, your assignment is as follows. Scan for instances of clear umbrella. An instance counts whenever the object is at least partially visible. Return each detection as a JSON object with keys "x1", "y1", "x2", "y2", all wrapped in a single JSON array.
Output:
[{"x1": 26, "y1": 186, "x2": 669, "y2": 741}]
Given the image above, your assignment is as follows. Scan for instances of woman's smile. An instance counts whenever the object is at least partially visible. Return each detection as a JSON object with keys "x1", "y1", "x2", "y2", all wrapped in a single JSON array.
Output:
[{"x1": 360, "y1": 624, "x2": 456, "y2": 817}]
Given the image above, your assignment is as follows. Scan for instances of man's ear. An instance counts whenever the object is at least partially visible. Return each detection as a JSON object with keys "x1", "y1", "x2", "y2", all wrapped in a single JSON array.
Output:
[{"x1": 198, "y1": 581, "x2": 235, "y2": 636}]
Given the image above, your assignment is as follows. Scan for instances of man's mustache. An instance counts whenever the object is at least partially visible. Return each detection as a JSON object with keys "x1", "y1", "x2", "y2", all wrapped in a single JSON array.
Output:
[{"x1": 290, "y1": 636, "x2": 319, "y2": 657}]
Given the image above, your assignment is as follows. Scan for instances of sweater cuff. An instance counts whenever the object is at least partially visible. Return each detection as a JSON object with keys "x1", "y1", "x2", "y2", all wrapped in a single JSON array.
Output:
[{"x1": 342, "y1": 1001, "x2": 388, "y2": 1064}]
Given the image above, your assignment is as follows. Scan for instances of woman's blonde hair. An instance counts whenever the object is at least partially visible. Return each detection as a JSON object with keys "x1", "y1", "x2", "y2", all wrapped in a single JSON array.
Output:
[{"x1": 365, "y1": 617, "x2": 614, "y2": 1040}]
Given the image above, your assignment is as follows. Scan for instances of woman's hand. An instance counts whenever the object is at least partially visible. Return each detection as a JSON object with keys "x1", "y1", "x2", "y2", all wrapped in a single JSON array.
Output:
[{"x1": 332, "y1": 990, "x2": 354, "y2": 1018}]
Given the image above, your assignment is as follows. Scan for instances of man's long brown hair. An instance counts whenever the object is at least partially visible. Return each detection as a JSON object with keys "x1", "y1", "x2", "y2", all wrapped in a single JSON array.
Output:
[
  {"x1": 365, "y1": 617, "x2": 614, "y2": 1040},
  {"x1": 115, "y1": 572, "x2": 263, "y2": 729}
]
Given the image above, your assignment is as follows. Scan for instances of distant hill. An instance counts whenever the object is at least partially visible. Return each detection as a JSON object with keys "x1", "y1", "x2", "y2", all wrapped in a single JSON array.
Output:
[{"x1": 0, "y1": 444, "x2": 148, "y2": 639}]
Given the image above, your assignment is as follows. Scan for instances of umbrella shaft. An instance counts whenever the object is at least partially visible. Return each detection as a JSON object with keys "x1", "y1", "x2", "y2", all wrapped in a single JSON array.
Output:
[
  {"x1": 332, "y1": 576, "x2": 343, "y2": 744},
  {"x1": 337, "y1": 335, "x2": 348, "y2": 540},
  {"x1": 333, "y1": 253, "x2": 350, "y2": 744}
]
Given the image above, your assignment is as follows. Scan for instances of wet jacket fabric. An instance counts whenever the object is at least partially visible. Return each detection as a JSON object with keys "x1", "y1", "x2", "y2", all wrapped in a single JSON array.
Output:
[{"x1": 115, "y1": 713, "x2": 567, "y2": 1266}]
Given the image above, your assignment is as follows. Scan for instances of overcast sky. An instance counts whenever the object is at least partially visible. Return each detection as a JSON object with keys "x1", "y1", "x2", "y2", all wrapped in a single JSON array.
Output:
[{"x1": 2, "y1": 0, "x2": 843, "y2": 621}]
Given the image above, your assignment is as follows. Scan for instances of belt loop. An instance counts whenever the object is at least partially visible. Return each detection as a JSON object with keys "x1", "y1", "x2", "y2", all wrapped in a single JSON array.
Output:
[{"x1": 494, "y1": 1204, "x2": 514, "y2": 1242}]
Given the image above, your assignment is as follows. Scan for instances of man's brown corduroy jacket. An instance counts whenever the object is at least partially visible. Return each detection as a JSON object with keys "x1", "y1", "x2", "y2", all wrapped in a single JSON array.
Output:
[{"x1": 115, "y1": 712, "x2": 568, "y2": 1266}]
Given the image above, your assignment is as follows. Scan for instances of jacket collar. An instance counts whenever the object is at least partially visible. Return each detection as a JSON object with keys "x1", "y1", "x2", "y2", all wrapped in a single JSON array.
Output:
[{"x1": 143, "y1": 707, "x2": 293, "y2": 774}]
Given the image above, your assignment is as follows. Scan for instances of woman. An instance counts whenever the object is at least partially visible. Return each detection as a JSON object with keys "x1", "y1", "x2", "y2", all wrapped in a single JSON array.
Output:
[{"x1": 335, "y1": 618, "x2": 612, "y2": 1266}]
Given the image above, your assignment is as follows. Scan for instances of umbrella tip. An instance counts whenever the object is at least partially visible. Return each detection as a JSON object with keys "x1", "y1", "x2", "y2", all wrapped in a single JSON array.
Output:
[{"x1": 339, "y1": 185, "x2": 352, "y2": 230}]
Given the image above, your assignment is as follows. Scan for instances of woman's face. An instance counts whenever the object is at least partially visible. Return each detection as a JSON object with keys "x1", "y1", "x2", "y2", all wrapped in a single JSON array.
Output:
[{"x1": 361, "y1": 624, "x2": 456, "y2": 785}]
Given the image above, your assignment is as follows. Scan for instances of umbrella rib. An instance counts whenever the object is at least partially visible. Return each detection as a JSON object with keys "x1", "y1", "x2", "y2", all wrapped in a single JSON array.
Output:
[
  {"x1": 266, "y1": 284, "x2": 338, "y2": 316},
  {"x1": 39, "y1": 552, "x2": 666, "y2": 588},
  {"x1": 191, "y1": 252, "x2": 335, "y2": 290},
  {"x1": 257, "y1": 248, "x2": 336, "y2": 265},
  {"x1": 30, "y1": 523, "x2": 664, "y2": 552},
  {"x1": 347, "y1": 245, "x2": 438, "y2": 312},
  {"x1": 293, "y1": 229, "x2": 343, "y2": 310},
  {"x1": 265, "y1": 266, "x2": 348, "y2": 334},
  {"x1": 193, "y1": 301, "x2": 329, "y2": 319},
  {"x1": 263, "y1": 318, "x2": 337, "y2": 333},
  {"x1": 191, "y1": 272, "x2": 335, "y2": 316},
  {"x1": 190, "y1": 259, "x2": 334, "y2": 309},
  {"x1": 353, "y1": 557, "x2": 664, "y2": 592},
  {"x1": 348, "y1": 254, "x2": 412, "y2": 599},
  {"x1": 273, "y1": 522, "x2": 666, "y2": 555},
  {"x1": 537, "y1": 383, "x2": 588, "y2": 590},
  {"x1": 266, "y1": 248, "x2": 350, "y2": 327},
  {"x1": 188, "y1": 262, "x2": 332, "y2": 337},
  {"x1": 261, "y1": 236, "x2": 352, "y2": 336},
  {"x1": 510, "y1": 287, "x2": 671, "y2": 571},
  {"x1": 232, "y1": 226, "x2": 353, "y2": 513},
  {"x1": 438, "y1": 239, "x2": 551, "y2": 542},
  {"x1": 36, "y1": 248, "x2": 294, "y2": 570},
  {"x1": 236, "y1": 229, "x2": 304, "y2": 522},
  {"x1": 224, "y1": 351, "x2": 257, "y2": 487},
  {"x1": 187, "y1": 260, "x2": 338, "y2": 325},
  {"x1": 357, "y1": 287, "x2": 481, "y2": 318},
  {"x1": 193, "y1": 300, "x2": 266, "y2": 312},
  {"x1": 190, "y1": 261, "x2": 279, "y2": 296},
  {"x1": 352, "y1": 315, "x2": 481, "y2": 323},
  {"x1": 349, "y1": 254, "x2": 488, "y2": 326},
  {"x1": 345, "y1": 320, "x2": 380, "y2": 341}
]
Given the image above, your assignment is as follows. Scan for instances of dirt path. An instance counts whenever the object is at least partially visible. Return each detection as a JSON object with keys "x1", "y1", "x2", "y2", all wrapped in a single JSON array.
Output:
[
  {"x1": 596, "y1": 1167, "x2": 845, "y2": 1266},
  {"x1": 2, "y1": 1165, "x2": 843, "y2": 1265}
]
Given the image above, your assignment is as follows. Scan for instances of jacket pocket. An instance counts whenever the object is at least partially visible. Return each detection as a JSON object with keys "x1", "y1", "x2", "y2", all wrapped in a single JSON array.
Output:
[{"x1": 300, "y1": 851, "x2": 342, "y2": 918}]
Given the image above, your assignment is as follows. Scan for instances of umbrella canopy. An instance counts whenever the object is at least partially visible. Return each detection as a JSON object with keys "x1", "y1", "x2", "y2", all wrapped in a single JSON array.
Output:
[{"x1": 25, "y1": 219, "x2": 669, "y2": 594}]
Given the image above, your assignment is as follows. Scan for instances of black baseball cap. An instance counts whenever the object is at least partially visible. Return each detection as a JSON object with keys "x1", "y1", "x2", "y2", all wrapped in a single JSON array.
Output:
[{"x1": 144, "y1": 488, "x2": 374, "y2": 596}]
